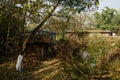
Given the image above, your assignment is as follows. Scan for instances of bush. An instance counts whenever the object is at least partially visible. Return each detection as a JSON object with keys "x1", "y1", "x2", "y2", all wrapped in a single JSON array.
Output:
[{"x1": 57, "y1": 36, "x2": 120, "y2": 79}]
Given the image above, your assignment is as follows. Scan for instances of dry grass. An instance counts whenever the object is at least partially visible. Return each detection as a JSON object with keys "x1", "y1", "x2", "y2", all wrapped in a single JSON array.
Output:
[
  {"x1": 0, "y1": 36, "x2": 120, "y2": 80},
  {"x1": 0, "y1": 58, "x2": 68, "y2": 80}
]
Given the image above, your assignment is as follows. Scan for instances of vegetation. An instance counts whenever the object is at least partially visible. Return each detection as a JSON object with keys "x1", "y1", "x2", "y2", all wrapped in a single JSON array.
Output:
[
  {"x1": 57, "y1": 36, "x2": 120, "y2": 80},
  {"x1": 0, "y1": 36, "x2": 120, "y2": 79},
  {"x1": 0, "y1": 0, "x2": 99, "y2": 58},
  {"x1": 0, "y1": 0, "x2": 120, "y2": 80},
  {"x1": 93, "y1": 7, "x2": 120, "y2": 33}
]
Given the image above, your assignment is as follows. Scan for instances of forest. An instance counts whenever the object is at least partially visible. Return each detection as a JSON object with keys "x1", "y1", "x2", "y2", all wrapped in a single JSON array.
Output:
[{"x1": 0, "y1": 0, "x2": 120, "y2": 80}]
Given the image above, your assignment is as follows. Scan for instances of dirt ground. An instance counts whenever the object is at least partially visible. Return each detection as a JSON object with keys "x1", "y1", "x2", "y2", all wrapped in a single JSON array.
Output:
[{"x1": 0, "y1": 58, "x2": 69, "y2": 80}]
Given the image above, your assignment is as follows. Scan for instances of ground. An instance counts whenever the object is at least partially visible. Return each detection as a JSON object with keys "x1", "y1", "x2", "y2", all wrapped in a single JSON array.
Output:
[{"x1": 0, "y1": 58, "x2": 69, "y2": 80}]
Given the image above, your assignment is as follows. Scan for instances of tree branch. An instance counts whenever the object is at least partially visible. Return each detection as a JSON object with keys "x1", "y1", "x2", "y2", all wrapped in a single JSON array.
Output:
[{"x1": 21, "y1": 0, "x2": 60, "y2": 54}]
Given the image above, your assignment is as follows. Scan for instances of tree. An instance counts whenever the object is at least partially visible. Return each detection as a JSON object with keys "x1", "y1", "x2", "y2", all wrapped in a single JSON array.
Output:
[
  {"x1": 93, "y1": 7, "x2": 120, "y2": 33},
  {"x1": 21, "y1": 0, "x2": 99, "y2": 54},
  {"x1": 0, "y1": 0, "x2": 49, "y2": 57},
  {"x1": 0, "y1": 0, "x2": 27, "y2": 57},
  {"x1": 0, "y1": 0, "x2": 99, "y2": 71}
]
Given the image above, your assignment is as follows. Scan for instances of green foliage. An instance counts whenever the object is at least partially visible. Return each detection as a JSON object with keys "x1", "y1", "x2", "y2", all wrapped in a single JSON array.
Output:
[
  {"x1": 0, "y1": 0, "x2": 26, "y2": 56},
  {"x1": 0, "y1": 0, "x2": 99, "y2": 61},
  {"x1": 93, "y1": 7, "x2": 120, "y2": 33},
  {"x1": 59, "y1": 36, "x2": 120, "y2": 80}
]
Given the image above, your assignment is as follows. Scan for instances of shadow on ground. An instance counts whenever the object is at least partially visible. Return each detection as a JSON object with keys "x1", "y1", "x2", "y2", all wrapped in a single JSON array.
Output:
[{"x1": 0, "y1": 58, "x2": 68, "y2": 80}]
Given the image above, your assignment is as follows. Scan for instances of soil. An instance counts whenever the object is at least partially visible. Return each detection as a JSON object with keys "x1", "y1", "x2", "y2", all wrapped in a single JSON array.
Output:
[{"x1": 0, "y1": 58, "x2": 69, "y2": 80}]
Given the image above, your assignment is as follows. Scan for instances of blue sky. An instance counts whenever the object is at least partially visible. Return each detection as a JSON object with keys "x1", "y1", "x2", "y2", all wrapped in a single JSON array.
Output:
[{"x1": 98, "y1": 0, "x2": 120, "y2": 11}]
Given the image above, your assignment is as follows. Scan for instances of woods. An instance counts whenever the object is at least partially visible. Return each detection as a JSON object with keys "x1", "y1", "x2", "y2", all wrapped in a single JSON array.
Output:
[
  {"x1": 0, "y1": 0, "x2": 99, "y2": 59},
  {"x1": 0, "y1": 0, "x2": 120, "y2": 80}
]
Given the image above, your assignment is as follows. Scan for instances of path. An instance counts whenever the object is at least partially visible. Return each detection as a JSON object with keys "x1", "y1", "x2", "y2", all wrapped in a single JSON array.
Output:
[{"x1": 29, "y1": 58, "x2": 67, "y2": 80}]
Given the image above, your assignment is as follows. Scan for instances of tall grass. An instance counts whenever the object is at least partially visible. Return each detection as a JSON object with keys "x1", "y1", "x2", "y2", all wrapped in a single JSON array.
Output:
[{"x1": 61, "y1": 35, "x2": 120, "y2": 79}]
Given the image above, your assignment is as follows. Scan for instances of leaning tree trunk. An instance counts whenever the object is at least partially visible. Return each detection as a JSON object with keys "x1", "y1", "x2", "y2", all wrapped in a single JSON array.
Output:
[{"x1": 16, "y1": 1, "x2": 60, "y2": 71}]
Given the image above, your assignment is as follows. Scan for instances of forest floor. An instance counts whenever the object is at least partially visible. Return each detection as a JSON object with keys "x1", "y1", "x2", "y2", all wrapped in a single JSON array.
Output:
[
  {"x1": 0, "y1": 36, "x2": 120, "y2": 80},
  {"x1": 0, "y1": 58, "x2": 69, "y2": 80}
]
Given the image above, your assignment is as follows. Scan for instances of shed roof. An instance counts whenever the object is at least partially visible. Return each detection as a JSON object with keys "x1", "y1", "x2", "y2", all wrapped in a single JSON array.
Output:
[
  {"x1": 85, "y1": 30, "x2": 111, "y2": 33},
  {"x1": 65, "y1": 30, "x2": 111, "y2": 33}
]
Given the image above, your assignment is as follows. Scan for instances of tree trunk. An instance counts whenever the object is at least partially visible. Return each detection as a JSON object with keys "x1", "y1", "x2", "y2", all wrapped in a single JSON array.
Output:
[{"x1": 16, "y1": 0, "x2": 60, "y2": 71}]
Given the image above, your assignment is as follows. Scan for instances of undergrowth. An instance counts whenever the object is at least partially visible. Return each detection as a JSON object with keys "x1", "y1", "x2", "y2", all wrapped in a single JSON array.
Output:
[
  {"x1": 57, "y1": 36, "x2": 120, "y2": 80},
  {"x1": 0, "y1": 36, "x2": 120, "y2": 80}
]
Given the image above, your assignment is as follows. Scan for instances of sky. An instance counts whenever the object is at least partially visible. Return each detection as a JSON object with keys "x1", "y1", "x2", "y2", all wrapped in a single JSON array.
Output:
[{"x1": 98, "y1": 0, "x2": 120, "y2": 11}]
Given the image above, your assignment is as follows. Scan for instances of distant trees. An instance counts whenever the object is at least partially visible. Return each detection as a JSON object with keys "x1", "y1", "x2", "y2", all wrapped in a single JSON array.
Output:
[{"x1": 93, "y1": 7, "x2": 120, "y2": 33}]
